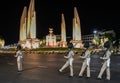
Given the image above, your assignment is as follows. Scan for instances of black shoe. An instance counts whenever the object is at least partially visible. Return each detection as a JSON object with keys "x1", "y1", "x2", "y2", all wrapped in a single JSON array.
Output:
[
  {"x1": 97, "y1": 78, "x2": 102, "y2": 80},
  {"x1": 86, "y1": 77, "x2": 90, "y2": 79},
  {"x1": 18, "y1": 70, "x2": 23, "y2": 72},
  {"x1": 105, "y1": 78, "x2": 110, "y2": 81},
  {"x1": 69, "y1": 76, "x2": 73, "y2": 78},
  {"x1": 78, "y1": 76, "x2": 83, "y2": 78},
  {"x1": 17, "y1": 71, "x2": 22, "y2": 73}
]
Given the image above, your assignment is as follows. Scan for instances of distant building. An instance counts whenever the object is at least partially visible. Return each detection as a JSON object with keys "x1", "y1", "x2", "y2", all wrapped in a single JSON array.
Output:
[
  {"x1": 82, "y1": 34, "x2": 94, "y2": 43},
  {"x1": 82, "y1": 30, "x2": 116, "y2": 44},
  {"x1": 103, "y1": 30, "x2": 116, "y2": 38}
]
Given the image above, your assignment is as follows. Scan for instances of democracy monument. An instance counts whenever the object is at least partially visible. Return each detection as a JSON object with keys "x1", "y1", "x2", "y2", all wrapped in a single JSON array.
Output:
[{"x1": 19, "y1": 0, "x2": 83, "y2": 49}]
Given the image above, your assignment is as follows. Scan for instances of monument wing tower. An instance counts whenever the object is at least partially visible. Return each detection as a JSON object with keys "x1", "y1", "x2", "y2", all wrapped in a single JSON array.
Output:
[
  {"x1": 19, "y1": 6, "x2": 27, "y2": 41},
  {"x1": 60, "y1": 13, "x2": 67, "y2": 47}
]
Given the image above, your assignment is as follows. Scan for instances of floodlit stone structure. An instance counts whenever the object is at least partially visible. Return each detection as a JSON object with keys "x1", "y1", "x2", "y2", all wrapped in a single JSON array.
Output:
[
  {"x1": 0, "y1": 38, "x2": 5, "y2": 48},
  {"x1": 19, "y1": 0, "x2": 39, "y2": 49},
  {"x1": 60, "y1": 13, "x2": 67, "y2": 47},
  {"x1": 72, "y1": 7, "x2": 83, "y2": 48}
]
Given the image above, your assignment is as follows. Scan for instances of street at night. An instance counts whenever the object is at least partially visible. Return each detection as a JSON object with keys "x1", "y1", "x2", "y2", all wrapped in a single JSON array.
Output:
[
  {"x1": 0, "y1": 52, "x2": 120, "y2": 83},
  {"x1": 0, "y1": 0, "x2": 120, "y2": 83}
]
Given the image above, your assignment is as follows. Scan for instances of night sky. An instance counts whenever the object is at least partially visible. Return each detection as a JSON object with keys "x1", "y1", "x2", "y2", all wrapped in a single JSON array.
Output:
[{"x1": 0, "y1": 0, "x2": 120, "y2": 45}]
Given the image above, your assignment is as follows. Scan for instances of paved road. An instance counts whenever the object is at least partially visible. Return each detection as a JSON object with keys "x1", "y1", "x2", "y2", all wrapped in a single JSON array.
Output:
[{"x1": 0, "y1": 52, "x2": 120, "y2": 83}]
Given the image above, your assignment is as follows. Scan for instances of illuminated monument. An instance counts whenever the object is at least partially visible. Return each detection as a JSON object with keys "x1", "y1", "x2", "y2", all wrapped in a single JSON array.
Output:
[
  {"x1": 19, "y1": 6, "x2": 27, "y2": 41},
  {"x1": 46, "y1": 28, "x2": 56, "y2": 47},
  {"x1": 19, "y1": 0, "x2": 39, "y2": 49},
  {"x1": 72, "y1": 7, "x2": 83, "y2": 48},
  {"x1": 60, "y1": 13, "x2": 67, "y2": 47}
]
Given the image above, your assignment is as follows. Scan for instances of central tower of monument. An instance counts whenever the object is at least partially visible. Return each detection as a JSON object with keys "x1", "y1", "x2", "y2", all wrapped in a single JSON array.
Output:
[
  {"x1": 72, "y1": 7, "x2": 83, "y2": 48},
  {"x1": 27, "y1": 0, "x2": 36, "y2": 39}
]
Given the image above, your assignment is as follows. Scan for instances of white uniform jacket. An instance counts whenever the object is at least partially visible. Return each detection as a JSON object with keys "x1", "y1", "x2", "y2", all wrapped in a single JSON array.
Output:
[
  {"x1": 64, "y1": 50, "x2": 74, "y2": 66},
  {"x1": 80, "y1": 50, "x2": 91, "y2": 66},
  {"x1": 15, "y1": 50, "x2": 23, "y2": 62},
  {"x1": 101, "y1": 50, "x2": 111, "y2": 67}
]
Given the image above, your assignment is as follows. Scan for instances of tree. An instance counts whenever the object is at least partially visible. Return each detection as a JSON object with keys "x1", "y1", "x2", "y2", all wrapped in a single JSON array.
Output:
[{"x1": 103, "y1": 33, "x2": 116, "y2": 43}]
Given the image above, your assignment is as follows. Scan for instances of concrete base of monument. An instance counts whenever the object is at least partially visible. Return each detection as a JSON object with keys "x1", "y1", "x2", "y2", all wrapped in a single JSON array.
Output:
[
  {"x1": 18, "y1": 38, "x2": 40, "y2": 49},
  {"x1": 72, "y1": 40, "x2": 83, "y2": 48}
]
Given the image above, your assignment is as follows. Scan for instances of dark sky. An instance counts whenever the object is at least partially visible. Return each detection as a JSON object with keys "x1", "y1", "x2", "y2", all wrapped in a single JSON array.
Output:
[{"x1": 0, "y1": 0, "x2": 120, "y2": 45}]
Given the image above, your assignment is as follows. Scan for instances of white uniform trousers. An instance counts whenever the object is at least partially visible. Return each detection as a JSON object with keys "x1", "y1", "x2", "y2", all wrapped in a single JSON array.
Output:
[
  {"x1": 98, "y1": 60, "x2": 110, "y2": 80},
  {"x1": 79, "y1": 58, "x2": 90, "y2": 77},
  {"x1": 17, "y1": 56, "x2": 23, "y2": 71},
  {"x1": 59, "y1": 58, "x2": 74, "y2": 76}
]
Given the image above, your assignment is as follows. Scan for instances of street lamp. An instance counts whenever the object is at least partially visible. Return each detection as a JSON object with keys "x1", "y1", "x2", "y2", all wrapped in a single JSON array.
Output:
[
  {"x1": 93, "y1": 30, "x2": 99, "y2": 46},
  {"x1": 93, "y1": 30, "x2": 97, "y2": 34}
]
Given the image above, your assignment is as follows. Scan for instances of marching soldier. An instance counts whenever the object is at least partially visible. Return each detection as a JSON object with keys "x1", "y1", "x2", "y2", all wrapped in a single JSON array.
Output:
[
  {"x1": 97, "y1": 39, "x2": 111, "y2": 80},
  {"x1": 78, "y1": 42, "x2": 92, "y2": 78},
  {"x1": 15, "y1": 44, "x2": 23, "y2": 72},
  {"x1": 59, "y1": 41, "x2": 74, "y2": 77}
]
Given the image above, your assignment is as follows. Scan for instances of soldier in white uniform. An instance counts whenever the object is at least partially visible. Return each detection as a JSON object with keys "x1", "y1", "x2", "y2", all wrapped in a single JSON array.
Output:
[
  {"x1": 97, "y1": 40, "x2": 111, "y2": 80},
  {"x1": 78, "y1": 42, "x2": 91, "y2": 78},
  {"x1": 59, "y1": 41, "x2": 74, "y2": 77},
  {"x1": 15, "y1": 44, "x2": 23, "y2": 72}
]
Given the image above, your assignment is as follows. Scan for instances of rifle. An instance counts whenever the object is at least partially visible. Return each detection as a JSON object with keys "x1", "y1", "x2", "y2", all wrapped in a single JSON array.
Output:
[
  {"x1": 100, "y1": 42, "x2": 112, "y2": 62},
  {"x1": 64, "y1": 42, "x2": 78, "y2": 56},
  {"x1": 80, "y1": 48, "x2": 88, "y2": 56}
]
